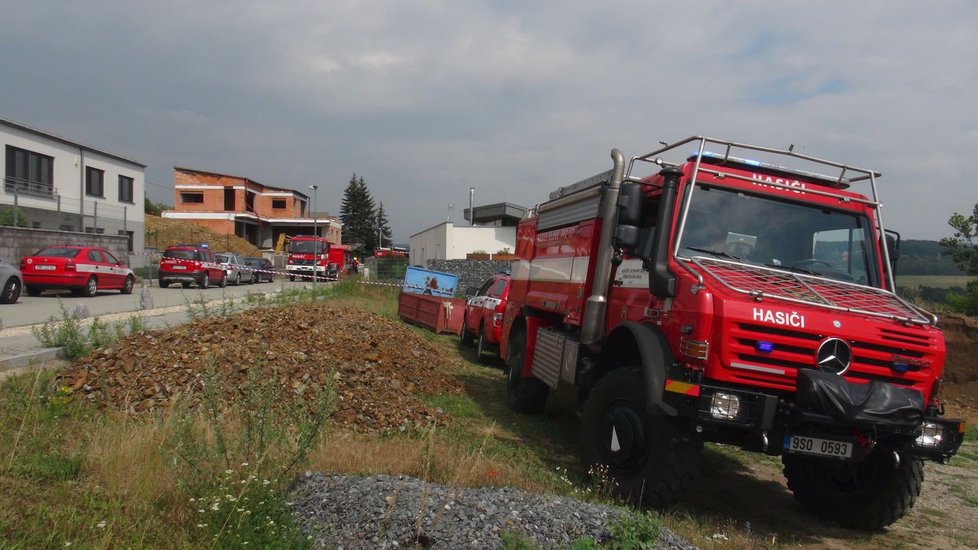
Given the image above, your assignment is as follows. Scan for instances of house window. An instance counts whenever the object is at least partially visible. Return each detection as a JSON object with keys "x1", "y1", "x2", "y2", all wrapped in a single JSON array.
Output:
[
  {"x1": 86, "y1": 166, "x2": 105, "y2": 197},
  {"x1": 272, "y1": 199, "x2": 286, "y2": 209},
  {"x1": 118, "y1": 175, "x2": 134, "y2": 203},
  {"x1": 5, "y1": 145, "x2": 54, "y2": 197},
  {"x1": 180, "y1": 192, "x2": 204, "y2": 204}
]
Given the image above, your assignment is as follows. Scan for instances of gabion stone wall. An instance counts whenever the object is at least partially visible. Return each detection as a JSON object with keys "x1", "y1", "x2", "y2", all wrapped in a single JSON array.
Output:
[{"x1": 426, "y1": 259, "x2": 513, "y2": 296}]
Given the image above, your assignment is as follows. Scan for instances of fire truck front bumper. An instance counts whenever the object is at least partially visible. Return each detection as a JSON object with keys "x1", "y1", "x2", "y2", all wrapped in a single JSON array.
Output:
[{"x1": 672, "y1": 370, "x2": 965, "y2": 463}]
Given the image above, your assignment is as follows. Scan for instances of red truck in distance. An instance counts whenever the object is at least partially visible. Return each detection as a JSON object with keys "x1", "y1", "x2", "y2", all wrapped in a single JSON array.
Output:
[
  {"x1": 500, "y1": 136, "x2": 964, "y2": 529},
  {"x1": 286, "y1": 235, "x2": 331, "y2": 282}
]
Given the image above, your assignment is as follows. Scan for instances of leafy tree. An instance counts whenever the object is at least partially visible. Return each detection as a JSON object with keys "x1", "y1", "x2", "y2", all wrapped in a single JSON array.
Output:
[
  {"x1": 375, "y1": 202, "x2": 393, "y2": 249},
  {"x1": 145, "y1": 197, "x2": 162, "y2": 216},
  {"x1": 939, "y1": 204, "x2": 978, "y2": 314},
  {"x1": 340, "y1": 173, "x2": 378, "y2": 254}
]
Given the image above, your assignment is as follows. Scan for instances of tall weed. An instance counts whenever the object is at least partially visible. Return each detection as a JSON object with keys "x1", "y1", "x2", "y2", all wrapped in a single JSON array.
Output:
[{"x1": 162, "y1": 357, "x2": 334, "y2": 548}]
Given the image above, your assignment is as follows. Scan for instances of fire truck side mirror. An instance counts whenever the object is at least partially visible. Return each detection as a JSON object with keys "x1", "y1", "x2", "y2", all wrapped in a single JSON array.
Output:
[
  {"x1": 615, "y1": 182, "x2": 643, "y2": 250},
  {"x1": 884, "y1": 230, "x2": 901, "y2": 262},
  {"x1": 614, "y1": 225, "x2": 641, "y2": 249},
  {"x1": 618, "y1": 182, "x2": 643, "y2": 226}
]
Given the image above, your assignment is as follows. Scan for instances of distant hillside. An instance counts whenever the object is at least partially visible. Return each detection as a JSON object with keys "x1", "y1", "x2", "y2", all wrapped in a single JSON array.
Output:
[
  {"x1": 144, "y1": 215, "x2": 260, "y2": 257},
  {"x1": 898, "y1": 239, "x2": 964, "y2": 276}
]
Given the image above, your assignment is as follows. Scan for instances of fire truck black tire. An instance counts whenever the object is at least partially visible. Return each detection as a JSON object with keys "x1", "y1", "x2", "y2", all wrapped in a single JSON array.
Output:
[
  {"x1": 121, "y1": 275, "x2": 135, "y2": 295},
  {"x1": 181, "y1": 282, "x2": 191, "y2": 289},
  {"x1": 26, "y1": 285, "x2": 42, "y2": 297},
  {"x1": 82, "y1": 276, "x2": 98, "y2": 297},
  {"x1": 506, "y1": 328, "x2": 548, "y2": 414},
  {"x1": 459, "y1": 315, "x2": 475, "y2": 347},
  {"x1": 290, "y1": 275, "x2": 295, "y2": 282},
  {"x1": 782, "y1": 449, "x2": 923, "y2": 530},
  {"x1": 200, "y1": 273, "x2": 209, "y2": 289},
  {"x1": 158, "y1": 279, "x2": 169, "y2": 289},
  {"x1": 219, "y1": 273, "x2": 227, "y2": 288},
  {"x1": 580, "y1": 367, "x2": 699, "y2": 509}
]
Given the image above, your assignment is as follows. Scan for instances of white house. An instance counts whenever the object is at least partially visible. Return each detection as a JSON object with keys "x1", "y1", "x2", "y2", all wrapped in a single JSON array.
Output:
[
  {"x1": 408, "y1": 202, "x2": 527, "y2": 266},
  {"x1": 1, "y1": 117, "x2": 145, "y2": 251}
]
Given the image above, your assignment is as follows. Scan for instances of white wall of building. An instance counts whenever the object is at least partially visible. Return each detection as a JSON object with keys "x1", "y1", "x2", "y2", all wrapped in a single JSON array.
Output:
[
  {"x1": 1, "y1": 120, "x2": 145, "y2": 252},
  {"x1": 409, "y1": 221, "x2": 515, "y2": 265}
]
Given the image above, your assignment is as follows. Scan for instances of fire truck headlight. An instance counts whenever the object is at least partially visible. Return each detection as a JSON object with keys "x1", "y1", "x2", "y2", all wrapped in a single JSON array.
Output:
[
  {"x1": 915, "y1": 422, "x2": 947, "y2": 449},
  {"x1": 710, "y1": 392, "x2": 741, "y2": 421}
]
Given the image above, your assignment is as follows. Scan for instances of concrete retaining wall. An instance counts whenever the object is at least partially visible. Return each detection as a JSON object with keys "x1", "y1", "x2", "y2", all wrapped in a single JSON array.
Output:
[{"x1": 0, "y1": 226, "x2": 129, "y2": 266}]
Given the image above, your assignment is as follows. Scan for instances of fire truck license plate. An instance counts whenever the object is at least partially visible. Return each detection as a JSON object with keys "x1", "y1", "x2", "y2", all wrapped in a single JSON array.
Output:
[
  {"x1": 35, "y1": 265, "x2": 56, "y2": 270},
  {"x1": 784, "y1": 435, "x2": 852, "y2": 458}
]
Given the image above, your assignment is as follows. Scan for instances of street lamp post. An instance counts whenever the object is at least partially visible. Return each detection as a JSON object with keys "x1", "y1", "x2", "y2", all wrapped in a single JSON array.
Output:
[{"x1": 309, "y1": 185, "x2": 319, "y2": 286}]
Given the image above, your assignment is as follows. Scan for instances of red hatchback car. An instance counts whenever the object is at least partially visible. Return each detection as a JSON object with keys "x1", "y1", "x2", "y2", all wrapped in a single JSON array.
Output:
[
  {"x1": 21, "y1": 246, "x2": 136, "y2": 297},
  {"x1": 459, "y1": 271, "x2": 511, "y2": 363}
]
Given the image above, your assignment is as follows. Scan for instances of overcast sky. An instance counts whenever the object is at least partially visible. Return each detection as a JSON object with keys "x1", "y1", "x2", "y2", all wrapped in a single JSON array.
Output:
[{"x1": 2, "y1": 1, "x2": 975, "y2": 242}]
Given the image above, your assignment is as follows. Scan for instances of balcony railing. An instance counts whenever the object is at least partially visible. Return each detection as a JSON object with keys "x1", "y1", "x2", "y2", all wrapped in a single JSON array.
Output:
[{"x1": 4, "y1": 176, "x2": 55, "y2": 198}]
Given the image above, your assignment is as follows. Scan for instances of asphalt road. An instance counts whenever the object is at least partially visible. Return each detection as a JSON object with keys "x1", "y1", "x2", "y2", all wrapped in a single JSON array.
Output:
[{"x1": 0, "y1": 277, "x2": 321, "y2": 330}]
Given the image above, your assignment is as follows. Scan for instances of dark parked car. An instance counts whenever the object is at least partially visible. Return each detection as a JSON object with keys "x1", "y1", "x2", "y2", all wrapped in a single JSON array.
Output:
[{"x1": 242, "y1": 257, "x2": 274, "y2": 283}]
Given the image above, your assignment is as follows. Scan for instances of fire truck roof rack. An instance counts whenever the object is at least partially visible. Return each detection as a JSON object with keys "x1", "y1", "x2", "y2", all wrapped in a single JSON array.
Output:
[{"x1": 626, "y1": 136, "x2": 882, "y2": 189}]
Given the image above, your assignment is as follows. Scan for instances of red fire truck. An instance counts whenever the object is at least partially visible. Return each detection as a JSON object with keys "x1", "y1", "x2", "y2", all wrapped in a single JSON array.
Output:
[
  {"x1": 286, "y1": 235, "x2": 331, "y2": 281},
  {"x1": 500, "y1": 136, "x2": 964, "y2": 529}
]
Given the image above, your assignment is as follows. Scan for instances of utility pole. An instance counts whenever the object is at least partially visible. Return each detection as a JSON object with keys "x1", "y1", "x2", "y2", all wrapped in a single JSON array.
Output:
[{"x1": 309, "y1": 185, "x2": 319, "y2": 287}]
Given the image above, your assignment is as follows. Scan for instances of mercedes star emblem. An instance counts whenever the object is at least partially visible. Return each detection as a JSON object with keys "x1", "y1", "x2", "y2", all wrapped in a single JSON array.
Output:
[{"x1": 816, "y1": 338, "x2": 852, "y2": 375}]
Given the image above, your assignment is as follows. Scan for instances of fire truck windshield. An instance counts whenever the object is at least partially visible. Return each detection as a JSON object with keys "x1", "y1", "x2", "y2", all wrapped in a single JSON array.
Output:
[
  {"x1": 290, "y1": 241, "x2": 325, "y2": 254},
  {"x1": 677, "y1": 184, "x2": 880, "y2": 287}
]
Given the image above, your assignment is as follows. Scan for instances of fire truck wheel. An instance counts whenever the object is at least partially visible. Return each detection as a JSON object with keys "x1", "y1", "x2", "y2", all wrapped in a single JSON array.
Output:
[
  {"x1": 219, "y1": 273, "x2": 228, "y2": 288},
  {"x1": 580, "y1": 367, "x2": 699, "y2": 509},
  {"x1": 477, "y1": 325, "x2": 496, "y2": 364},
  {"x1": 181, "y1": 282, "x2": 191, "y2": 289},
  {"x1": 158, "y1": 279, "x2": 169, "y2": 289},
  {"x1": 459, "y1": 316, "x2": 475, "y2": 347},
  {"x1": 290, "y1": 275, "x2": 296, "y2": 282},
  {"x1": 506, "y1": 329, "x2": 548, "y2": 414},
  {"x1": 199, "y1": 273, "x2": 210, "y2": 289},
  {"x1": 782, "y1": 449, "x2": 923, "y2": 530}
]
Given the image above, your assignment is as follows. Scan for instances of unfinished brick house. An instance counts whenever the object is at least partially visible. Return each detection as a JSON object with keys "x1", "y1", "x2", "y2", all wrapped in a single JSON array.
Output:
[{"x1": 162, "y1": 167, "x2": 341, "y2": 250}]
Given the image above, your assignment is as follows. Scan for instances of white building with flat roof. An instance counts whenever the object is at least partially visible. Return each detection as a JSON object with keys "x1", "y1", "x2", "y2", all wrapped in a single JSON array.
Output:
[{"x1": 1, "y1": 117, "x2": 146, "y2": 252}]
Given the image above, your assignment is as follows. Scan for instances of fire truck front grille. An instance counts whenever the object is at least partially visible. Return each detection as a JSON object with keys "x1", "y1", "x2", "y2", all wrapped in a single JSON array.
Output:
[
  {"x1": 691, "y1": 257, "x2": 928, "y2": 324},
  {"x1": 292, "y1": 259, "x2": 314, "y2": 266},
  {"x1": 725, "y1": 322, "x2": 935, "y2": 393}
]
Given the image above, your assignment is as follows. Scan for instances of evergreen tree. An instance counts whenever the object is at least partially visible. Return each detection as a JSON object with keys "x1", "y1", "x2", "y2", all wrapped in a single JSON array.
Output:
[
  {"x1": 375, "y1": 202, "x2": 393, "y2": 249},
  {"x1": 339, "y1": 173, "x2": 378, "y2": 254}
]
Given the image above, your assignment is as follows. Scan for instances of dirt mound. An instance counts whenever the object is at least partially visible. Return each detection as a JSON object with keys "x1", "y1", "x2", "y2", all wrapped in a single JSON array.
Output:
[
  {"x1": 57, "y1": 305, "x2": 463, "y2": 432},
  {"x1": 145, "y1": 214, "x2": 260, "y2": 257},
  {"x1": 941, "y1": 313, "x2": 978, "y2": 406}
]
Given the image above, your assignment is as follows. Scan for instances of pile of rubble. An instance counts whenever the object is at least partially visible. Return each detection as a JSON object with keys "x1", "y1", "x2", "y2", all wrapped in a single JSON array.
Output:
[{"x1": 58, "y1": 305, "x2": 464, "y2": 432}]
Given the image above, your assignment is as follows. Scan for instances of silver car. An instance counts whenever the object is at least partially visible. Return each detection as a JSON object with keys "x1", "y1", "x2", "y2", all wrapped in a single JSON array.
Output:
[
  {"x1": 0, "y1": 258, "x2": 24, "y2": 304},
  {"x1": 215, "y1": 252, "x2": 246, "y2": 285}
]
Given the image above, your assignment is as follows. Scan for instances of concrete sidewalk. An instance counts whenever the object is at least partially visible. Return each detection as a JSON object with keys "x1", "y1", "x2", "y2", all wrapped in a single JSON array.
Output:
[{"x1": 1, "y1": 302, "x2": 225, "y2": 375}]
